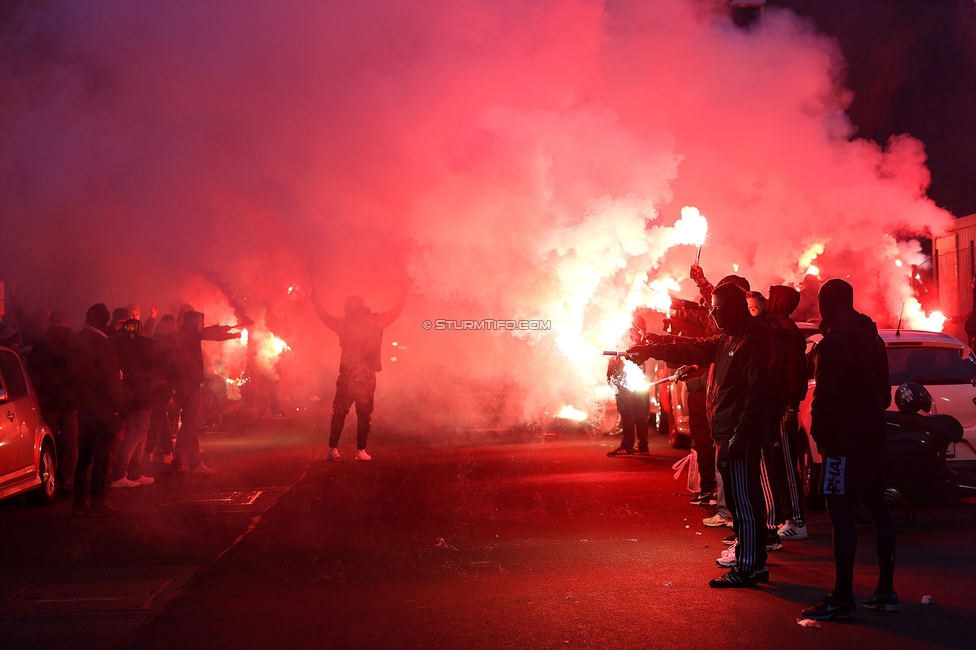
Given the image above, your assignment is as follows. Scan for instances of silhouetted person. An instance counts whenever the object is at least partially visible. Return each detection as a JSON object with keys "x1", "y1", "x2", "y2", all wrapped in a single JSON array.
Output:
[
  {"x1": 964, "y1": 276, "x2": 976, "y2": 349},
  {"x1": 311, "y1": 286, "x2": 405, "y2": 462},
  {"x1": 146, "y1": 314, "x2": 177, "y2": 463},
  {"x1": 110, "y1": 307, "x2": 130, "y2": 334},
  {"x1": 606, "y1": 316, "x2": 650, "y2": 458},
  {"x1": 127, "y1": 302, "x2": 159, "y2": 337},
  {"x1": 169, "y1": 311, "x2": 238, "y2": 474},
  {"x1": 631, "y1": 283, "x2": 773, "y2": 588},
  {"x1": 802, "y1": 279, "x2": 896, "y2": 620},
  {"x1": 109, "y1": 319, "x2": 156, "y2": 488},
  {"x1": 27, "y1": 318, "x2": 79, "y2": 498},
  {"x1": 66, "y1": 304, "x2": 122, "y2": 517}
]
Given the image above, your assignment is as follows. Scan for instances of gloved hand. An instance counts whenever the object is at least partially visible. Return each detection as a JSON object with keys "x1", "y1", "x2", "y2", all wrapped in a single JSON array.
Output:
[
  {"x1": 674, "y1": 364, "x2": 698, "y2": 381},
  {"x1": 690, "y1": 264, "x2": 706, "y2": 286},
  {"x1": 642, "y1": 331, "x2": 665, "y2": 345},
  {"x1": 626, "y1": 345, "x2": 652, "y2": 364}
]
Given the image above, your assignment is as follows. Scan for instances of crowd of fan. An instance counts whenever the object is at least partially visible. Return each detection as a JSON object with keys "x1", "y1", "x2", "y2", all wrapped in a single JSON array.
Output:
[{"x1": 0, "y1": 300, "x2": 237, "y2": 517}]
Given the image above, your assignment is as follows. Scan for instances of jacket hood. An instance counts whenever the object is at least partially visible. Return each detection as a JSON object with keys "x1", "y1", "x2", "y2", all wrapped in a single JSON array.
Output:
[
  {"x1": 824, "y1": 307, "x2": 878, "y2": 341},
  {"x1": 768, "y1": 285, "x2": 800, "y2": 317}
]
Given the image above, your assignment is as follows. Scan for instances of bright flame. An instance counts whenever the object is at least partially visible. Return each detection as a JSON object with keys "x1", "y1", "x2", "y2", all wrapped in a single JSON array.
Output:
[
  {"x1": 621, "y1": 360, "x2": 650, "y2": 392},
  {"x1": 903, "y1": 299, "x2": 946, "y2": 332},
  {"x1": 895, "y1": 259, "x2": 903, "y2": 268},
  {"x1": 806, "y1": 265, "x2": 820, "y2": 277},
  {"x1": 240, "y1": 328, "x2": 249, "y2": 345},
  {"x1": 732, "y1": 263, "x2": 739, "y2": 273},
  {"x1": 671, "y1": 206, "x2": 708, "y2": 247},
  {"x1": 555, "y1": 405, "x2": 588, "y2": 421}
]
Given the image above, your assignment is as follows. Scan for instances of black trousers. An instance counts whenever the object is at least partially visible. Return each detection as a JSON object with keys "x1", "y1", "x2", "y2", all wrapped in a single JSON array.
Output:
[
  {"x1": 825, "y1": 491, "x2": 895, "y2": 596},
  {"x1": 616, "y1": 388, "x2": 650, "y2": 451},
  {"x1": 330, "y1": 372, "x2": 377, "y2": 449},
  {"x1": 720, "y1": 435, "x2": 768, "y2": 574},
  {"x1": 73, "y1": 409, "x2": 119, "y2": 508}
]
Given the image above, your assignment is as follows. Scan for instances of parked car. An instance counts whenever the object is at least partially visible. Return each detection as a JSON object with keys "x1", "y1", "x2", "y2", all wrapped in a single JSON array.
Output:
[
  {"x1": 0, "y1": 345, "x2": 57, "y2": 504},
  {"x1": 797, "y1": 329, "x2": 976, "y2": 504}
]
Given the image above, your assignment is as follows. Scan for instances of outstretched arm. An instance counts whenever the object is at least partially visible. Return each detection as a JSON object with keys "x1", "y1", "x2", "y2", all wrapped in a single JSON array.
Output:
[
  {"x1": 377, "y1": 289, "x2": 406, "y2": 329},
  {"x1": 310, "y1": 289, "x2": 340, "y2": 331}
]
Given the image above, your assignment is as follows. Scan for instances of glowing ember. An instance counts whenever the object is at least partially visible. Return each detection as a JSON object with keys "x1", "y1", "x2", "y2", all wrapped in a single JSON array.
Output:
[
  {"x1": 240, "y1": 328, "x2": 249, "y2": 345},
  {"x1": 895, "y1": 259, "x2": 903, "y2": 268},
  {"x1": 555, "y1": 405, "x2": 588, "y2": 421}
]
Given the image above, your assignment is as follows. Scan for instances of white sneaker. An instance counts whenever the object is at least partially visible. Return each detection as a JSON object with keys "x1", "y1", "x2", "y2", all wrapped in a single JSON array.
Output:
[
  {"x1": 778, "y1": 519, "x2": 808, "y2": 540},
  {"x1": 190, "y1": 463, "x2": 217, "y2": 476},
  {"x1": 110, "y1": 477, "x2": 141, "y2": 489},
  {"x1": 355, "y1": 449, "x2": 372, "y2": 461},
  {"x1": 717, "y1": 544, "x2": 737, "y2": 567},
  {"x1": 136, "y1": 475, "x2": 155, "y2": 485},
  {"x1": 325, "y1": 447, "x2": 340, "y2": 462}
]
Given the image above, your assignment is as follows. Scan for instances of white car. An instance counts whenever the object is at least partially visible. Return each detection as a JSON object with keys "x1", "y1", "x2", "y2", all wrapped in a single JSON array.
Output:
[
  {"x1": 0, "y1": 345, "x2": 58, "y2": 504},
  {"x1": 798, "y1": 329, "x2": 976, "y2": 501}
]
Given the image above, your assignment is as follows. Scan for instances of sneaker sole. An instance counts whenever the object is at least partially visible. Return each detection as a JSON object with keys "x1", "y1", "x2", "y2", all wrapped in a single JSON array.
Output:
[{"x1": 863, "y1": 603, "x2": 899, "y2": 612}]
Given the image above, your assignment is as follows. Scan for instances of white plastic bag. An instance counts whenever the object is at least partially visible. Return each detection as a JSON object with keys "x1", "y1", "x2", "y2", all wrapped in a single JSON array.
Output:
[{"x1": 671, "y1": 449, "x2": 700, "y2": 494}]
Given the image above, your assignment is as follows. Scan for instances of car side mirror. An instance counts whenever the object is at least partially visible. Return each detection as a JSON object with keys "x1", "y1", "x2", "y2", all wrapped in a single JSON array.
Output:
[{"x1": 0, "y1": 388, "x2": 7, "y2": 403}]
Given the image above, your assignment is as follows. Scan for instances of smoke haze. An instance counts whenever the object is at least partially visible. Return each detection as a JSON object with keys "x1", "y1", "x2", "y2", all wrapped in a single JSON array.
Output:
[{"x1": 0, "y1": 0, "x2": 953, "y2": 429}]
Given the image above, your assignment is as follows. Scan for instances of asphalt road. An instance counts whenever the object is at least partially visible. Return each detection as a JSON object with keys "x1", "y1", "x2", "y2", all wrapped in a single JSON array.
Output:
[{"x1": 2, "y1": 417, "x2": 975, "y2": 649}]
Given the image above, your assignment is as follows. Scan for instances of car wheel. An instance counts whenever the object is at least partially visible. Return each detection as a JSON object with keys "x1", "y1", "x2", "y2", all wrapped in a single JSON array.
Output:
[
  {"x1": 798, "y1": 442, "x2": 824, "y2": 509},
  {"x1": 28, "y1": 441, "x2": 57, "y2": 506}
]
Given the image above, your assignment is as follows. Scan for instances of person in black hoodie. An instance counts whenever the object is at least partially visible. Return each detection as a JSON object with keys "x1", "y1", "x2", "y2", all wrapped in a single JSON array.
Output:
[
  {"x1": 169, "y1": 310, "x2": 239, "y2": 474},
  {"x1": 767, "y1": 285, "x2": 809, "y2": 540},
  {"x1": 630, "y1": 283, "x2": 773, "y2": 587},
  {"x1": 109, "y1": 319, "x2": 156, "y2": 488},
  {"x1": 27, "y1": 315, "x2": 78, "y2": 498},
  {"x1": 802, "y1": 279, "x2": 896, "y2": 620},
  {"x1": 66, "y1": 304, "x2": 122, "y2": 517}
]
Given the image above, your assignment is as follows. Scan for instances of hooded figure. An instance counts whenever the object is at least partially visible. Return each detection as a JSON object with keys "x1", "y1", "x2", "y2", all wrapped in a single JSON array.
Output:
[
  {"x1": 802, "y1": 278, "x2": 896, "y2": 621},
  {"x1": 629, "y1": 282, "x2": 772, "y2": 587},
  {"x1": 311, "y1": 286, "x2": 406, "y2": 461}
]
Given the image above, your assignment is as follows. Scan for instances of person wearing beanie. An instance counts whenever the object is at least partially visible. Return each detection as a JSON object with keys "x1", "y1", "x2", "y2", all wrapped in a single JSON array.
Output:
[
  {"x1": 630, "y1": 283, "x2": 773, "y2": 587},
  {"x1": 65, "y1": 303, "x2": 122, "y2": 517},
  {"x1": 802, "y1": 279, "x2": 896, "y2": 620}
]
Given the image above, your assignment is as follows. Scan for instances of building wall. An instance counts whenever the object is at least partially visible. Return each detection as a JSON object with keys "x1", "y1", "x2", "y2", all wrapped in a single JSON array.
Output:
[{"x1": 935, "y1": 213, "x2": 976, "y2": 325}]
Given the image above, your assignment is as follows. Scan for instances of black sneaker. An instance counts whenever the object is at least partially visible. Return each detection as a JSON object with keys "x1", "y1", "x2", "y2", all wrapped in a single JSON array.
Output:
[
  {"x1": 709, "y1": 569, "x2": 757, "y2": 588},
  {"x1": 634, "y1": 447, "x2": 650, "y2": 456},
  {"x1": 606, "y1": 447, "x2": 635, "y2": 458},
  {"x1": 802, "y1": 592, "x2": 857, "y2": 620},
  {"x1": 863, "y1": 590, "x2": 899, "y2": 612},
  {"x1": 722, "y1": 533, "x2": 737, "y2": 545},
  {"x1": 690, "y1": 492, "x2": 718, "y2": 506}
]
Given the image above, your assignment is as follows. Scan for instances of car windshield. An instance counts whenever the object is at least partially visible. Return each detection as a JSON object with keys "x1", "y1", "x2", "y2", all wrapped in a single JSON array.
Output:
[{"x1": 887, "y1": 347, "x2": 976, "y2": 385}]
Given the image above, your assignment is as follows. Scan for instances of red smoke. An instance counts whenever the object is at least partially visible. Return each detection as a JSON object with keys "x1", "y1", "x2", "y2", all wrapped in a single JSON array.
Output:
[{"x1": 0, "y1": 0, "x2": 953, "y2": 428}]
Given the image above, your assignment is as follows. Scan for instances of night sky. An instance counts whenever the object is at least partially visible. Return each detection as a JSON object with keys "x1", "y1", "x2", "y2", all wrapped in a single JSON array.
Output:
[{"x1": 775, "y1": 0, "x2": 976, "y2": 217}]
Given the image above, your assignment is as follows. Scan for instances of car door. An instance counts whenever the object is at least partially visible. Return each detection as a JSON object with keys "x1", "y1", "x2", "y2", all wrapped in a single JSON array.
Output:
[{"x1": 0, "y1": 348, "x2": 34, "y2": 472}]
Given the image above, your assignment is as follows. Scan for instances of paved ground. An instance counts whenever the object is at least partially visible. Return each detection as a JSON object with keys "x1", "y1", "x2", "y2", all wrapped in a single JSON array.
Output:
[{"x1": 2, "y1": 417, "x2": 975, "y2": 649}]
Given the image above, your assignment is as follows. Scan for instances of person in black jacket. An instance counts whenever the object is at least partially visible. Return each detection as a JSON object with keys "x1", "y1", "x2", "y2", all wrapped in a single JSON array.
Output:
[
  {"x1": 109, "y1": 319, "x2": 156, "y2": 488},
  {"x1": 606, "y1": 316, "x2": 650, "y2": 457},
  {"x1": 802, "y1": 279, "x2": 896, "y2": 620},
  {"x1": 27, "y1": 317, "x2": 78, "y2": 498},
  {"x1": 767, "y1": 285, "x2": 809, "y2": 540},
  {"x1": 630, "y1": 283, "x2": 773, "y2": 587},
  {"x1": 66, "y1": 304, "x2": 122, "y2": 517},
  {"x1": 312, "y1": 286, "x2": 405, "y2": 462},
  {"x1": 169, "y1": 311, "x2": 239, "y2": 475}
]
